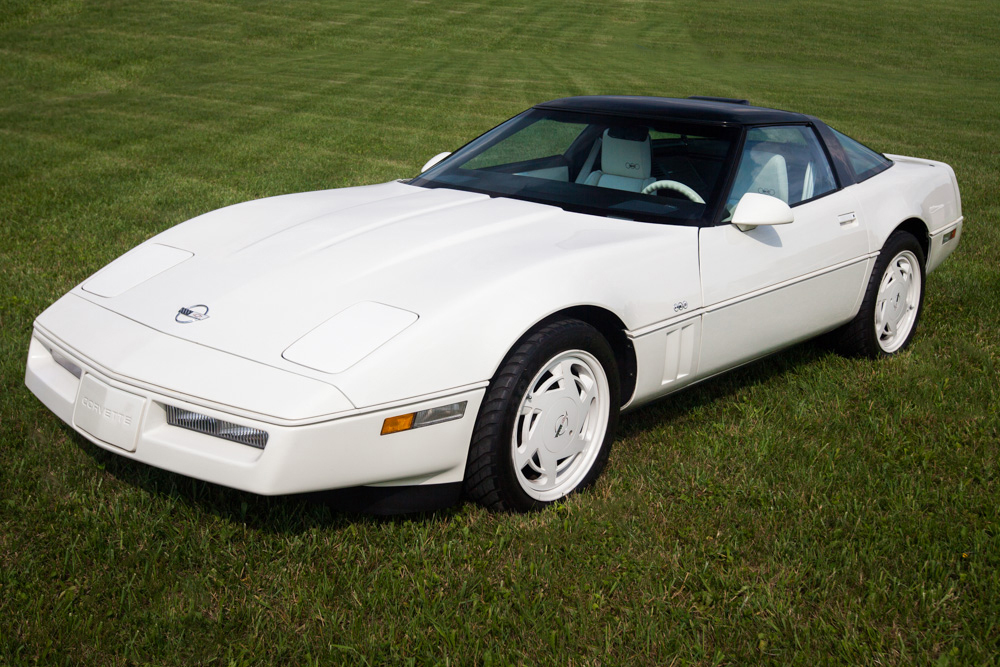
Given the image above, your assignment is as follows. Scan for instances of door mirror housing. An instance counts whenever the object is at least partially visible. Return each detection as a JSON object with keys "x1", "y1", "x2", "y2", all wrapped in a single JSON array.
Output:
[
  {"x1": 732, "y1": 193, "x2": 795, "y2": 232},
  {"x1": 420, "y1": 151, "x2": 452, "y2": 173}
]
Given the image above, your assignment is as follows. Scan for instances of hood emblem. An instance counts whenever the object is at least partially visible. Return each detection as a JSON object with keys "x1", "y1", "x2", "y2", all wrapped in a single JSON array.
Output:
[{"x1": 176, "y1": 304, "x2": 210, "y2": 324}]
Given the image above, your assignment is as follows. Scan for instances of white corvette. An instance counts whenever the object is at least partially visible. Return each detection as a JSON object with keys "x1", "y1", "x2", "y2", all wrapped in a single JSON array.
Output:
[{"x1": 26, "y1": 96, "x2": 963, "y2": 512}]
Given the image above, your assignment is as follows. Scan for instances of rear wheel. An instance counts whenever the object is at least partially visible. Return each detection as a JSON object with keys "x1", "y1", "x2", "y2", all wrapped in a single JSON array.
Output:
[
  {"x1": 834, "y1": 230, "x2": 926, "y2": 358},
  {"x1": 463, "y1": 319, "x2": 620, "y2": 512}
]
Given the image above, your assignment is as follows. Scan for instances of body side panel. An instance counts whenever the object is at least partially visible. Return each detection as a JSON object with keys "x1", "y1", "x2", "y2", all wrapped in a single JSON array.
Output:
[{"x1": 851, "y1": 156, "x2": 962, "y2": 270}]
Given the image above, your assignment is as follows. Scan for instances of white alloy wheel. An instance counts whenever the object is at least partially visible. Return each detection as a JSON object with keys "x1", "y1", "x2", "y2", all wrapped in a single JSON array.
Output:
[
  {"x1": 874, "y1": 249, "x2": 922, "y2": 353},
  {"x1": 464, "y1": 318, "x2": 619, "y2": 512},
  {"x1": 511, "y1": 350, "x2": 611, "y2": 501},
  {"x1": 831, "y1": 230, "x2": 925, "y2": 359}
]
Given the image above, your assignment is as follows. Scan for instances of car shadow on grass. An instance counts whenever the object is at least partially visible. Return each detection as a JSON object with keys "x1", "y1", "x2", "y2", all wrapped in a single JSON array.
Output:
[
  {"x1": 616, "y1": 338, "x2": 832, "y2": 440},
  {"x1": 71, "y1": 339, "x2": 834, "y2": 531},
  {"x1": 71, "y1": 431, "x2": 466, "y2": 532}
]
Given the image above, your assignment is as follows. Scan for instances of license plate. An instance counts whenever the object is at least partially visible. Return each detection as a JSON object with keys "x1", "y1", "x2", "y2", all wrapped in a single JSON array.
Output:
[{"x1": 74, "y1": 375, "x2": 146, "y2": 452}]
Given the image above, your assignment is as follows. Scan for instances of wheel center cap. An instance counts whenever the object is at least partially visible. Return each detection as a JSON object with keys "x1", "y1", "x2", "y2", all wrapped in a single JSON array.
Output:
[
  {"x1": 890, "y1": 289, "x2": 904, "y2": 313},
  {"x1": 543, "y1": 397, "x2": 579, "y2": 454}
]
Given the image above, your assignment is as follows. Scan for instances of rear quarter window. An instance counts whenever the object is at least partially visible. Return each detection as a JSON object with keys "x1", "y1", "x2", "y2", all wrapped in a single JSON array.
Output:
[{"x1": 832, "y1": 128, "x2": 893, "y2": 182}]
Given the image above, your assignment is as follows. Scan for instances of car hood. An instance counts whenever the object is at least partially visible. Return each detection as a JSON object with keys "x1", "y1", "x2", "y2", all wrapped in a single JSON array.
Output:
[{"x1": 70, "y1": 181, "x2": 698, "y2": 407}]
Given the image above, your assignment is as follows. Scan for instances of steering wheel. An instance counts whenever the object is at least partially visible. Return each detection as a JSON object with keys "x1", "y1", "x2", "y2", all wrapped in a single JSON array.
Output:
[{"x1": 641, "y1": 180, "x2": 705, "y2": 204}]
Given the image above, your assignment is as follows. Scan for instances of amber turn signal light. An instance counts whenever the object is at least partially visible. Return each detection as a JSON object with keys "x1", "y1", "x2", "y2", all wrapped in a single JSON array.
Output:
[
  {"x1": 380, "y1": 413, "x2": 415, "y2": 435},
  {"x1": 380, "y1": 401, "x2": 468, "y2": 436}
]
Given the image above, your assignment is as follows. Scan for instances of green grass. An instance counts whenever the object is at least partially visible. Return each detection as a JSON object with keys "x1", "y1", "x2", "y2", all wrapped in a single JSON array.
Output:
[{"x1": 2, "y1": 0, "x2": 999, "y2": 664}]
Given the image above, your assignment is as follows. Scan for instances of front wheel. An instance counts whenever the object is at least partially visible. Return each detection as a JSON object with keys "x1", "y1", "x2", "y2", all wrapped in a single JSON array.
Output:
[
  {"x1": 833, "y1": 230, "x2": 926, "y2": 358},
  {"x1": 463, "y1": 319, "x2": 620, "y2": 512}
]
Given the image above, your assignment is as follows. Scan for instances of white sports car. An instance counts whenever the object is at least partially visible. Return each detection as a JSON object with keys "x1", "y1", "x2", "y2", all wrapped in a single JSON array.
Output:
[{"x1": 26, "y1": 96, "x2": 963, "y2": 513}]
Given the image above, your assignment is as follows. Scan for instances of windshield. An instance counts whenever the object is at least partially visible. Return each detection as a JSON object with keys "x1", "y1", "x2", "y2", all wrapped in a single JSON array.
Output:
[{"x1": 410, "y1": 108, "x2": 740, "y2": 225}]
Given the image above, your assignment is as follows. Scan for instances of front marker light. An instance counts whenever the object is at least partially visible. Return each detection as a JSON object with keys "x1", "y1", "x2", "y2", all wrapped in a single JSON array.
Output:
[
  {"x1": 413, "y1": 402, "x2": 469, "y2": 428},
  {"x1": 380, "y1": 401, "x2": 468, "y2": 436}
]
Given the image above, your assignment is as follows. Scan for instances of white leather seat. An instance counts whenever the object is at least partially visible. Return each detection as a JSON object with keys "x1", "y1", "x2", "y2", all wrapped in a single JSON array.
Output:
[
  {"x1": 583, "y1": 128, "x2": 656, "y2": 192},
  {"x1": 746, "y1": 152, "x2": 789, "y2": 203},
  {"x1": 802, "y1": 161, "x2": 815, "y2": 201},
  {"x1": 723, "y1": 149, "x2": 790, "y2": 221}
]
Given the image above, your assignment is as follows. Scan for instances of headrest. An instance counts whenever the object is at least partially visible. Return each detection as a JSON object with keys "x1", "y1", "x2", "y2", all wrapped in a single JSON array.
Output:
[{"x1": 601, "y1": 127, "x2": 651, "y2": 179}]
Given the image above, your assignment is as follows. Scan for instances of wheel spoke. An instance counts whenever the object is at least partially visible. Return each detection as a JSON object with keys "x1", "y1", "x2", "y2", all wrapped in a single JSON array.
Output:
[
  {"x1": 514, "y1": 411, "x2": 546, "y2": 472},
  {"x1": 537, "y1": 449, "x2": 561, "y2": 490},
  {"x1": 875, "y1": 300, "x2": 888, "y2": 334},
  {"x1": 524, "y1": 389, "x2": 559, "y2": 415},
  {"x1": 517, "y1": 408, "x2": 540, "y2": 449},
  {"x1": 513, "y1": 440, "x2": 539, "y2": 471},
  {"x1": 578, "y1": 374, "x2": 597, "y2": 410},
  {"x1": 884, "y1": 305, "x2": 901, "y2": 332},
  {"x1": 880, "y1": 271, "x2": 894, "y2": 294},
  {"x1": 558, "y1": 359, "x2": 581, "y2": 400},
  {"x1": 891, "y1": 264, "x2": 904, "y2": 286},
  {"x1": 560, "y1": 433, "x2": 588, "y2": 459}
]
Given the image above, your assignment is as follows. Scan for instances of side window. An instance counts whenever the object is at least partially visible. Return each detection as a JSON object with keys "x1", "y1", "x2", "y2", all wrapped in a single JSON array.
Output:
[
  {"x1": 831, "y1": 128, "x2": 892, "y2": 182},
  {"x1": 725, "y1": 125, "x2": 837, "y2": 217}
]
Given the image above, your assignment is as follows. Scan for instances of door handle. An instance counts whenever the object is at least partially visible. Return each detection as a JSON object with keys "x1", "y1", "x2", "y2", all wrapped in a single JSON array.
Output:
[{"x1": 838, "y1": 212, "x2": 858, "y2": 226}]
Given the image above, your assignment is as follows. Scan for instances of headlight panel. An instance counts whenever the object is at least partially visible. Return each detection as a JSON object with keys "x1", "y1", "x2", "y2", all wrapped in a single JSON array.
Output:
[{"x1": 165, "y1": 405, "x2": 269, "y2": 449}]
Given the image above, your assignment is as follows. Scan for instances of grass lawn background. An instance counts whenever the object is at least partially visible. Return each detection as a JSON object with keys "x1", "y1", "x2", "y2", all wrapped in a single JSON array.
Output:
[{"x1": 1, "y1": 0, "x2": 998, "y2": 664}]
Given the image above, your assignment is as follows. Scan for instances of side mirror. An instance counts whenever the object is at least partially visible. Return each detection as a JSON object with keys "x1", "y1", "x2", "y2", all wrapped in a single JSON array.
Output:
[
  {"x1": 420, "y1": 152, "x2": 451, "y2": 173},
  {"x1": 732, "y1": 192, "x2": 794, "y2": 232}
]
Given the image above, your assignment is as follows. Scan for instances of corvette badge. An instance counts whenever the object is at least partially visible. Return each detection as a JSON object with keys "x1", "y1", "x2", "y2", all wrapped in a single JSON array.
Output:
[{"x1": 175, "y1": 304, "x2": 210, "y2": 323}]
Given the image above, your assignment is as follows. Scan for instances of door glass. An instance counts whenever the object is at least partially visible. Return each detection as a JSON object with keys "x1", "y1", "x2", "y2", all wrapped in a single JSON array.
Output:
[{"x1": 725, "y1": 125, "x2": 837, "y2": 218}]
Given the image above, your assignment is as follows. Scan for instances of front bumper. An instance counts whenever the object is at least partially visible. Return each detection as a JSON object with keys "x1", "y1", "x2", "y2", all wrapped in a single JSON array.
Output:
[{"x1": 26, "y1": 329, "x2": 484, "y2": 495}]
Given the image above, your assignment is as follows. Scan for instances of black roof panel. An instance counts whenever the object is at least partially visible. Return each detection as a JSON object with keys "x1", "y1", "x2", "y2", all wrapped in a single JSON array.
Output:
[{"x1": 535, "y1": 95, "x2": 811, "y2": 125}]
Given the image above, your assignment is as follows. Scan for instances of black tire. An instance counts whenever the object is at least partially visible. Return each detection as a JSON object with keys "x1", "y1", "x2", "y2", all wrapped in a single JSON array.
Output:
[
  {"x1": 833, "y1": 230, "x2": 926, "y2": 358},
  {"x1": 463, "y1": 319, "x2": 620, "y2": 512}
]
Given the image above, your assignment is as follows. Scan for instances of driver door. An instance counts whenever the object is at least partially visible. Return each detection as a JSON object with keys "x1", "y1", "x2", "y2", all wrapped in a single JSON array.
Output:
[{"x1": 698, "y1": 125, "x2": 872, "y2": 376}]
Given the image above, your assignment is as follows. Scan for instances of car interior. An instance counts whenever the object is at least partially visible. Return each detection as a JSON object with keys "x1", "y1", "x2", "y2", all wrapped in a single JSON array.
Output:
[{"x1": 515, "y1": 124, "x2": 734, "y2": 207}]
